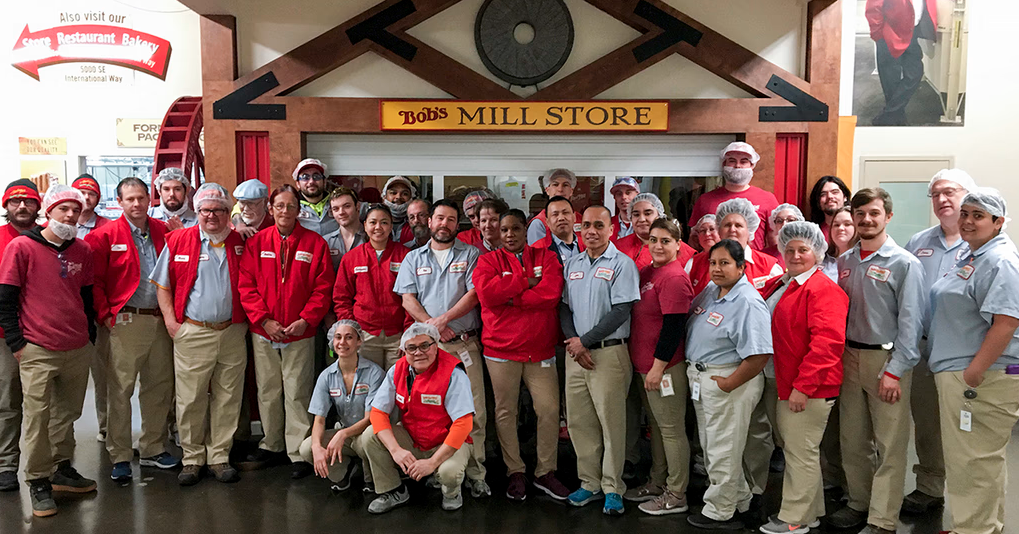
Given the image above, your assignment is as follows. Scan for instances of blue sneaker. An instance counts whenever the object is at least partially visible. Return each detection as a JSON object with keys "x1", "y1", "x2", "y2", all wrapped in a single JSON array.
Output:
[
  {"x1": 568, "y1": 488, "x2": 603, "y2": 507},
  {"x1": 603, "y1": 493, "x2": 624, "y2": 516},
  {"x1": 110, "y1": 462, "x2": 132, "y2": 482},
  {"x1": 139, "y1": 453, "x2": 180, "y2": 469}
]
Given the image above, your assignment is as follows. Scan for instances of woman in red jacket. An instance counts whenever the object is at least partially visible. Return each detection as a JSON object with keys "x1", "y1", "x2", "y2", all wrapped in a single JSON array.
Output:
[
  {"x1": 758, "y1": 221, "x2": 848, "y2": 534},
  {"x1": 472, "y1": 209, "x2": 571, "y2": 502},
  {"x1": 686, "y1": 198, "x2": 783, "y2": 296},
  {"x1": 238, "y1": 184, "x2": 335, "y2": 478},
  {"x1": 333, "y1": 204, "x2": 410, "y2": 370}
]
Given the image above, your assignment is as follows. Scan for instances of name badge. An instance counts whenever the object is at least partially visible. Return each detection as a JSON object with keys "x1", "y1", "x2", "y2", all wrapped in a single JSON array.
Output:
[
  {"x1": 691, "y1": 381, "x2": 701, "y2": 401},
  {"x1": 420, "y1": 394, "x2": 442, "y2": 406},
  {"x1": 110, "y1": 244, "x2": 128, "y2": 252},
  {"x1": 450, "y1": 261, "x2": 467, "y2": 273},
  {"x1": 116, "y1": 312, "x2": 133, "y2": 325},
  {"x1": 660, "y1": 373, "x2": 675, "y2": 397},
  {"x1": 957, "y1": 264, "x2": 975, "y2": 280},
  {"x1": 416, "y1": 266, "x2": 432, "y2": 276},
  {"x1": 533, "y1": 266, "x2": 542, "y2": 277},
  {"x1": 458, "y1": 350, "x2": 473, "y2": 368},
  {"x1": 198, "y1": 253, "x2": 210, "y2": 261},
  {"x1": 295, "y1": 251, "x2": 313, "y2": 263},
  {"x1": 839, "y1": 269, "x2": 851, "y2": 279},
  {"x1": 865, "y1": 264, "x2": 891, "y2": 282},
  {"x1": 753, "y1": 275, "x2": 771, "y2": 289},
  {"x1": 234, "y1": 246, "x2": 244, "y2": 256},
  {"x1": 395, "y1": 393, "x2": 405, "y2": 404},
  {"x1": 573, "y1": 223, "x2": 582, "y2": 232},
  {"x1": 354, "y1": 266, "x2": 368, "y2": 274},
  {"x1": 329, "y1": 249, "x2": 340, "y2": 257},
  {"x1": 707, "y1": 312, "x2": 724, "y2": 326},
  {"x1": 354, "y1": 383, "x2": 370, "y2": 395},
  {"x1": 915, "y1": 248, "x2": 934, "y2": 258},
  {"x1": 329, "y1": 388, "x2": 343, "y2": 397},
  {"x1": 692, "y1": 306, "x2": 705, "y2": 315},
  {"x1": 390, "y1": 262, "x2": 401, "y2": 273},
  {"x1": 173, "y1": 254, "x2": 189, "y2": 262},
  {"x1": 960, "y1": 409, "x2": 972, "y2": 432},
  {"x1": 568, "y1": 271, "x2": 584, "y2": 280},
  {"x1": 594, "y1": 267, "x2": 614, "y2": 281},
  {"x1": 260, "y1": 251, "x2": 276, "y2": 259}
]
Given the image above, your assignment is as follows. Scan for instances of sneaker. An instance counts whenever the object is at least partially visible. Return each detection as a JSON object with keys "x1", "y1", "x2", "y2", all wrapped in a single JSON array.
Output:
[
  {"x1": 687, "y1": 511, "x2": 745, "y2": 530},
  {"x1": 0, "y1": 470, "x2": 18, "y2": 491},
  {"x1": 110, "y1": 462, "x2": 132, "y2": 482},
  {"x1": 826, "y1": 505, "x2": 867, "y2": 529},
  {"x1": 291, "y1": 461, "x2": 314, "y2": 479},
  {"x1": 425, "y1": 475, "x2": 441, "y2": 489},
  {"x1": 96, "y1": 432, "x2": 106, "y2": 443},
  {"x1": 505, "y1": 473, "x2": 527, "y2": 501},
  {"x1": 209, "y1": 463, "x2": 239, "y2": 483},
  {"x1": 331, "y1": 466, "x2": 355, "y2": 493},
  {"x1": 603, "y1": 492, "x2": 624, "y2": 516},
  {"x1": 139, "y1": 452, "x2": 180, "y2": 469},
  {"x1": 638, "y1": 489, "x2": 688, "y2": 515},
  {"x1": 624, "y1": 481, "x2": 664, "y2": 502},
  {"x1": 532, "y1": 472, "x2": 570, "y2": 501},
  {"x1": 29, "y1": 479, "x2": 57, "y2": 517},
  {"x1": 466, "y1": 477, "x2": 491, "y2": 498},
  {"x1": 759, "y1": 517, "x2": 809, "y2": 534},
  {"x1": 178, "y1": 465, "x2": 202, "y2": 486},
  {"x1": 901, "y1": 489, "x2": 945, "y2": 514},
  {"x1": 859, "y1": 526, "x2": 895, "y2": 534},
  {"x1": 622, "y1": 461, "x2": 638, "y2": 482},
  {"x1": 51, "y1": 462, "x2": 97, "y2": 493},
  {"x1": 240, "y1": 448, "x2": 281, "y2": 470},
  {"x1": 442, "y1": 488, "x2": 464, "y2": 511},
  {"x1": 568, "y1": 487, "x2": 603, "y2": 507},
  {"x1": 368, "y1": 485, "x2": 410, "y2": 514},
  {"x1": 362, "y1": 481, "x2": 375, "y2": 494}
]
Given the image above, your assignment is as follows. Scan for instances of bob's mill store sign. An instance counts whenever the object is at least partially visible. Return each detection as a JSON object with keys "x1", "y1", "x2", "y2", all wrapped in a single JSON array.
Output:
[{"x1": 381, "y1": 101, "x2": 669, "y2": 131}]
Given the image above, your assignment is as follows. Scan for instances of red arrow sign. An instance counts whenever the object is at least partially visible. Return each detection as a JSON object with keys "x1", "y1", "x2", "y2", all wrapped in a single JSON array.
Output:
[{"x1": 11, "y1": 24, "x2": 172, "y2": 80}]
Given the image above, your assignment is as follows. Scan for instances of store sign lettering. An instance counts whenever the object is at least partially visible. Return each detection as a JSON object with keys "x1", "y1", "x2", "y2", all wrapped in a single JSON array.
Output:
[
  {"x1": 11, "y1": 24, "x2": 172, "y2": 81},
  {"x1": 381, "y1": 101, "x2": 669, "y2": 132}
]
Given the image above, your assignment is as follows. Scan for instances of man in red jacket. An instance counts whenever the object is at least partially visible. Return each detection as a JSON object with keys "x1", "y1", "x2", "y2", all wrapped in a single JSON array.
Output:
[
  {"x1": 865, "y1": 0, "x2": 937, "y2": 125},
  {"x1": 85, "y1": 177, "x2": 178, "y2": 483},
  {"x1": 0, "y1": 179, "x2": 40, "y2": 493},
  {"x1": 151, "y1": 183, "x2": 248, "y2": 487},
  {"x1": 238, "y1": 184, "x2": 334, "y2": 479}
]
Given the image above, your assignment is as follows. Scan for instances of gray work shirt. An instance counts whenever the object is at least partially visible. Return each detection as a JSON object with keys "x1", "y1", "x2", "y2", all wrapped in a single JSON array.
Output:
[
  {"x1": 928, "y1": 233, "x2": 1019, "y2": 373},
  {"x1": 526, "y1": 218, "x2": 548, "y2": 245},
  {"x1": 394, "y1": 240, "x2": 481, "y2": 334},
  {"x1": 905, "y1": 224, "x2": 969, "y2": 293},
  {"x1": 151, "y1": 232, "x2": 233, "y2": 322},
  {"x1": 125, "y1": 218, "x2": 159, "y2": 309},
  {"x1": 837, "y1": 236, "x2": 925, "y2": 377},
  {"x1": 561, "y1": 242, "x2": 640, "y2": 341},
  {"x1": 686, "y1": 275, "x2": 774, "y2": 366},
  {"x1": 322, "y1": 228, "x2": 367, "y2": 271},
  {"x1": 297, "y1": 201, "x2": 338, "y2": 236},
  {"x1": 76, "y1": 213, "x2": 104, "y2": 239},
  {"x1": 147, "y1": 206, "x2": 198, "y2": 228},
  {"x1": 821, "y1": 255, "x2": 839, "y2": 283},
  {"x1": 308, "y1": 357, "x2": 386, "y2": 428},
  {"x1": 371, "y1": 363, "x2": 475, "y2": 421},
  {"x1": 550, "y1": 233, "x2": 580, "y2": 265}
]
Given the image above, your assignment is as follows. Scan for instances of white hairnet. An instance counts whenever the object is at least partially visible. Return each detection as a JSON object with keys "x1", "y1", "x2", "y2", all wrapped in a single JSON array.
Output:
[
  {"x1": 720, "y1": 142, "x2": 761, "y2": 165},
  {"x1": 694, "y1": 214, "x2": 716, "y2": 230},
  {"x1": 154, "y1": 167, "x2": 189, "y2": 191},
  {"x1": 546, "y1": 168, "x2": 577, "y2": 189},
  {"x1": 629, "y1": 192, "x2": 666, "y2": 219},
  {"x1": 962, "y1": 187, "x2": 1009, "y2": 229},
  {"x1": 715, "y1": 198, "x2": 761, "y2": 237},
  {"x1": 193, "y1": 183, "x2": 231, "y2": 211},
  {"x1": 399, "y1": 322, "x2": 440, "y2": 351},
  {"x1": 42, "y1": 184, "x2": 84, "y2": 214},
  {"x1": 327, "y1": 319, "x2": 363, "y2": 342},
  {"x1": 771, "y1": 203, "x2": 805, "y2": 224},
  {"x1": 929, "y1": 168, "x2": 976, "y2": 196},
  {"x1": 778, "y1": 221, "x2": 828, "y2": 263}
]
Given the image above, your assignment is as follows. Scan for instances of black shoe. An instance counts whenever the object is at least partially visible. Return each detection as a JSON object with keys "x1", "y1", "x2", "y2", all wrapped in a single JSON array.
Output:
[
  {"x1": 769, "y1": 448, "x2": 785, "y2": 473},
  {"x1": 239, "y1": 448, "x2": 281, "y2": 470},
  {"x1": 622, "y1": 460, "x2": 638, "y2": 482},
  {"x1": 827, "y1": 505, "x2": 868, "y2": 529},
  {"x1": 51, "y1": 462, "x2": 97, "y2": 493},
  {"x1": 739, "y1": 494, "x2": 766, "y2": 527},
  {"x1": 901, "y1": 489, "x2": 945, "y2": 514},
  {"x1": 28, "y1": 479, "x2": 57, "y2": 517},
  {"x1": 291, "y1": 461, "x2": 313, "y2": 479},
  {"x1": 687, "y1": 511, "x2": 744, "y2": 530},
  {"x1": 0, "y1": 470, "x2": 18, "y2": 491}
]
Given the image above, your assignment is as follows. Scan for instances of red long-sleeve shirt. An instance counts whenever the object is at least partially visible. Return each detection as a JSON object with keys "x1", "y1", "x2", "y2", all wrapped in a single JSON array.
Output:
[
  {"x1": 332, "y1": 241, "x2": 410, "y2": 336},
  {"x1": 616, "y1": 232, "x2": 696, "y2": 271},
  {"x1": 865, "y1": 0, "x2": 937, "y2": 58}
]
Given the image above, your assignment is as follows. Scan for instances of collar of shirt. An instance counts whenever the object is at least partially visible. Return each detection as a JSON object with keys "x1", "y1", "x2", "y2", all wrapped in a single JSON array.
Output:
[
  {"x1": 79, "y1": 212, "x2": 97, "y2": 229},
  {"x1": 199, "y1": 230, "x2": 227, "y2": 248},
  {"x1": 587, "y1": 241, "x2": 621, "y2": 261},
  {"x1": 853, "y1": 235, "x2": 899, "y2": 261},
  {"x1": 789, "y1": 267, "x2": 816, "y2": 286},
  {"x1": 935, "y1": 226, "x2": 966, "y2": 251},
  {"x1": 970, "y1": 233, "x2": 1011, "y2": 259},
  {"x1": 744, "y1": 245, "x2": 756, "y2": 264},
  {"x1": 551, "y1": 232, "x2": 576, "y2": 249},
  {"x1": 715, "y1": 275, "x2": 754, "y2": 303},
  {"x1": 326, "y1": 356, "x2": 374, "y2": 375},
  {"x1": 126, "y1": 217, "x2": 147, "y2": 238},
  {"x1": 301, "y1": 197, "x2": 329, "y2": 216}
]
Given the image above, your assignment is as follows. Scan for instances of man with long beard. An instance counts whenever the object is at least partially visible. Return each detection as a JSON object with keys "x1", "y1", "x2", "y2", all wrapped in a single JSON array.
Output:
[{"x1": 147, "y1": 168, "x2": 197, "y2": 231}]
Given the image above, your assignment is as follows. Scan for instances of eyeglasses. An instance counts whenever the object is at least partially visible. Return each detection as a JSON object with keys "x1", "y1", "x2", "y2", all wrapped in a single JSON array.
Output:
[
  {"x1": 297, "y1": 173, "x2": 325, "y2": 182},
  {"x1": 198, "y1": 208, "x2": 229, "y2": 216},
  {"x1": 929, "y1": 188, "x2": 963, "y2": 199},
  {"x1": 272, "y1": 203, "x2": 300, "y2": 212},
  {"x1": 403, "y1": 341, "x2": 434, "y2": 354}
]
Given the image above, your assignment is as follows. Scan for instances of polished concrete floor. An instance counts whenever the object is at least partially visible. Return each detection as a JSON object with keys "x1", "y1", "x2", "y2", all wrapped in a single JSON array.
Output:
[{"x1": 2, "y1": 384, "x2": 1018, "y2": 533}]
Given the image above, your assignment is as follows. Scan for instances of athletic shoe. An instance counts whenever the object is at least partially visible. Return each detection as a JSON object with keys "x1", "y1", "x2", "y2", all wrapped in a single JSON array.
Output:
[
  {"x1": 901, "y1": 489, "x2": 945, "y2": 514},
  {"x1": 368, "y1": 485, "x2": 410, "y2": 514},
  {"x1": 291, "y1": 461, "x2": 313, "y2": 479},
  {"x1": 29, "y1": 479, "x2": 57, "y2": 517},
  {"x1": 623, "y1": 481, "x2": 664, "y2": 502},
  {"x1": 638, "y1": 489, "x2": 688, "y2": 515},
  {"x1": 96, "y1": 432, "x2": 106, "y2": 443},
  {"x1": 826, "y1": 505, "x2": 867, "y2": 529},
  {"x1": 140, "y1": 452, "x2": 180, "y2": 469},
  {"x1": 603, "y1": 492, "x2": 624, "y2": 516},
  {"x1": 0, "y1": 470, "x2": 18, "y2": 492},
  {"x1": 466, "y1": 477, "x2": 491, "y2": 498},
  {"x1": 859, "y1": 525, "x2": 895, "y2": 534},
  {"x1": 442, "y1": 488, "x2": 464, "y2": 511},
  {"x1": 110, "y1": 462, "x2": 132, "y2": 482},
  {"x1": 532, "y1": 472, "x2": 570, "y2": 501},
  {"x1": 759, "y1": 517, "x2": 809, "y2": 534},
  {"x1": 687, "y1": 511, "x2": 745, "y2": 530},
  {"x1": 568, "y1": 487, "x2": 603, "y2": 507},
  {"x1": 506, "y1": 473, "x2": 527, "y2": 501},
  {"x1": 51, "y1": 462, "x2": 97, "y2": 493}
]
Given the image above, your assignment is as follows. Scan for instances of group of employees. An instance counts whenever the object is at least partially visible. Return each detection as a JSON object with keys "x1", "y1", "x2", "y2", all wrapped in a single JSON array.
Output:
[{"x1": 0, "y1": 141, "x2": 1015, "y2": 534}]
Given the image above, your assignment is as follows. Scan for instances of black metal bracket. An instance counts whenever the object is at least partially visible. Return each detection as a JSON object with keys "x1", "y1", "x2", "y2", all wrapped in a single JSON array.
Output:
[
  {"x1": 347, "y1": 0, "x2": 418, "y2": 62},
  {"x1": 759, "y1": 74, "x2": 829, "y2": 122},
  {"x1": 213, "y1": 71, "x2": 287, "y2": 120},
  {"x1": 632, "y1": 1, "x2": 703, "y2": 63}
]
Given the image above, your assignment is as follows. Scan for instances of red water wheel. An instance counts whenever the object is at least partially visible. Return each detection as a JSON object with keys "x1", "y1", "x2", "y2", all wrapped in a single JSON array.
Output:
[{"x1": 151, "y1": 96, "x2": 204, "y2": 206}]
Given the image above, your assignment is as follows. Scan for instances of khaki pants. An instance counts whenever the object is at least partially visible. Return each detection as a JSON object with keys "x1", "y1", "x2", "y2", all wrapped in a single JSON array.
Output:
[
  {"x1": 106, "y1": 315, "x2": 174, "y2": 463},
  {"x1": 0, "y1": 340, "x2": 21, "y2": 473},
  {"x1": 173, "y1": 322, "x2": 248, "y2": 466},
  {"x1": 839, "y1": 347, "x2": 912, "y2": 531},
  {"x1": 776, "y1": 398, "x2": 834, "y2": 525},
  {"x1": 744, "y1": 377, "x2": 775, "y2": 495},
  {"x1": 688, "y1": 363, "x2": 761, "y2": 521},
  {"x1": 487, "y1": 358, "x2": 559, "y2": 477},
  {"x1": 910, "y1": 342, "x2": 945, "y2": 497},
  {"x1": 299, "y1": 428, "x2": 371, "y2": 483},
  {"x1": 252, "y1": 335, "x2": 315, "y2": 462},
  {"x1": 566, "y1": 344, "x2": 631, "y2": 495},
  {"x1": 91, "y1": 325, "x2": 110, "y2": 435},
  {"x1": 438, "y1": 337, "x2": 486, "y2": 482},
  {"x1": 937, "y1": 370, "x2": 1019, "y2": 534},
  {"x1": 360, "y1": 331, "x2": 402, "y2": 370},
  {"x1": 640, "y1": 364, "x2": 690, "y2": 494},
  {"x1": 19, "y1": 343, "x2": 93, "y2": 480},
  {"x1": 360, "y1": 423, "x2": 472, "y2": 497}
]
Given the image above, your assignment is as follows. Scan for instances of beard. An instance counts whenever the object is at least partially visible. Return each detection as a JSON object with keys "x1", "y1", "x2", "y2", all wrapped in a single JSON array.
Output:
[
  {"x1": 431, "y1": 227, "x2": 456, "y2": 244},
  {"x1": 162, "y1": 200, "x2": 187, "y2": 216},
  {"x1": 49, "y1": 220, "x2": 77, "y2": 240},
  {"x1": 5, "y1": 208, "x2": 38, "y2": 228},
  {"x1": 722, "y1": 167, "x2": 754, "y2": 186},
  {"x1": 412, "y1": 223, "x2": 429, "y2": 241}
]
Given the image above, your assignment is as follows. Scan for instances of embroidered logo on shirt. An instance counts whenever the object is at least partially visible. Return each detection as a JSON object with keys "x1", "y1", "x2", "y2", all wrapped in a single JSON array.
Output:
[
  {"x1": 198, "y1": 253, "x2": 210, "y2": 261},
  {"x1": 330, "y1": 249, "x2": 340, "y2": 256},
  {"x1": 753, "y1": 275, "x2": 770, "y2": 289},
  {"x1": 416, "y1": 266, "x2": 432, "y2": 276},
  {"x1": 329, "y1": 388, "x2": 343, "y2": 397},
  {"x1": 865, "y1": 264, "x2": 891, "y2": 282},
  {"x1": 533, "y1": 266, "x2": 542, "y2": 277},
  {"x1": 573, "y1": 223, "x2": 582, "y2": 232},
  {"x1": 354, "y1": 383, "x2": 370, "y2": 395},
  {"x1": 641, "y1": 282, "x2": 654, "y2": 293},
  {"x1": 234, "y1": 246, "x2": 244, "y2": 256},
  {"x1": 594, "y1": 267, "x2": 614, "y2": 281},
  {"x1": 915, "y1": 248, "x2": 934, "y2": 257},
  {"x1": 449, "y1": 261, "x2": 467, "y2": 273},
  {"x1": 295, "y1": 251, "x2": 313, "y2": 263},
  {"x1": 568, "y1": 271, "x2": 584, "y2": 280},
  {"x1": 111, "y1": 244, "x2": 128, "y2": 252},
  {"x1": 174, "y1": 254, "x2": 189, "y2": 262},
  {"x1": 354, "y1": 266, "x2": 368, "y2": 274},
  {"x1": 839, "y1": 269, "x2": 850, "y2": 279},
  {"x1": 390, "y1": 262, "x2": 401, "y2": 273},
  {"x1": 957, "y1": 264, "x2": 975, "y2": 280},
  {"x1": 707, "y1": 312, "x2": 724, "y2": 326},
  {"x1": 420, "y1": 394, "x2": 442, "y2": 406},
  {"x1": 693, "y1": 306, "x2": 705, "y2": 315},
  {"x1": 260, "y1": 251, "x2": 276, "y2": 259}
]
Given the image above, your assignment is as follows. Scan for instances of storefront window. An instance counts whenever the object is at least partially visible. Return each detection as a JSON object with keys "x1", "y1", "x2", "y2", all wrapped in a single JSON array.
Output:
[
  {"x1": 444, "y1": 175, "x2": 605, "y2": 228},
  {"x1": 327, "y1": 175, "x2": 434, "y2": 204},
  {"x1": 84, "y1": 156, "x2": 153, "y2": 217}
]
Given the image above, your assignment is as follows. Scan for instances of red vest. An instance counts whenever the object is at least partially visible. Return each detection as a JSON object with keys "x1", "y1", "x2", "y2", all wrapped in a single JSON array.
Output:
[
  {"x1": 85, "y1": 216, "x2": 168, "y2": 323},
  {"x1": 393, "y1": 350, "x2": 472, "y2": 451},
  {"x1": 164, "y1": 226, "x2": 246, "y2": 325}
]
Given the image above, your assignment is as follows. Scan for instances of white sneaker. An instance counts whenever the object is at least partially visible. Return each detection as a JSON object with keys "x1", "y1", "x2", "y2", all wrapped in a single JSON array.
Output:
[
  {"x1": 96, "y1": 432, "x2": 106, "y2": 443},
  {"x1": 466, "y1": 478, "x2": 491, "y2": 498},
  {"x1": 367, "y1": 485, "x2": 410, "y2": 514},
  {"x1": 442, "y1": 488, "x2": 463, "y2": 511}
]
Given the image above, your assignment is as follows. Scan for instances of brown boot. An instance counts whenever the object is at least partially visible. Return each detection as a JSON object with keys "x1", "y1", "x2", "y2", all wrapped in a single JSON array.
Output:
[
  {"x1": 209, "y1": 463, "x2": 239, "y2": 483},
  {"x1": 178, "y1": 465, "x2": 202, "y2": 486}
]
